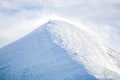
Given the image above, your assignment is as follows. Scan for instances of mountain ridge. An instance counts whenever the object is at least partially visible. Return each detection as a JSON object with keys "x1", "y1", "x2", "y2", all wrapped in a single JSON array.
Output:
[
  {"x1": 0, "y1": 20, "x2": 120, "y2": 80},
  {"x1": 0, "y1": 20, "x2": 96, "y2": 80}
]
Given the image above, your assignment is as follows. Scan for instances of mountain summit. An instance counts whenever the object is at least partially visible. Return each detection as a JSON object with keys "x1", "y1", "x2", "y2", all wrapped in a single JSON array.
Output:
[
  {"x1": 0, "y1": 20, "x2": 120, "y2": 80},
  {"x1": 0, "y1": 20, "x2": 96, "y2": 80}
]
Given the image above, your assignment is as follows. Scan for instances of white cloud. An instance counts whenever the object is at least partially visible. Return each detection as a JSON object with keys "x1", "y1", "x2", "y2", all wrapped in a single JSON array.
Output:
[
  {"x1": 0, "y1": 0, "x2": 120, "y2": 10},
  {"x1": 0, "y1": 0, "x2": 120, "y2": 50}
]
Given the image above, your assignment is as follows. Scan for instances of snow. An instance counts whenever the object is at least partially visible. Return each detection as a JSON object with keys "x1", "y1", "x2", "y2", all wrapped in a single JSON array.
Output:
[
  {"x1": 46, "y1": 20, "x2": 120, "y2": 80},
  {"x1": 0, "y1": 21, "x2": 96, "y2": 80},
  {"x1": 0, "y1": 20, "x2": 120, "y2": 80}
]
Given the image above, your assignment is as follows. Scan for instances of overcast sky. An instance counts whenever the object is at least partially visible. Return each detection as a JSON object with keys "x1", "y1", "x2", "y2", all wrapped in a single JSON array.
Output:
[{"x1": 0, "y1": 0, "x2": 120, "y2": 50}]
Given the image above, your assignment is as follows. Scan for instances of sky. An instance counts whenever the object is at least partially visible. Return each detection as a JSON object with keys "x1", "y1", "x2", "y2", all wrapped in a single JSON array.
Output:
[{"x1": 0, "y1": 0, "x2": 120, "y2": 50}]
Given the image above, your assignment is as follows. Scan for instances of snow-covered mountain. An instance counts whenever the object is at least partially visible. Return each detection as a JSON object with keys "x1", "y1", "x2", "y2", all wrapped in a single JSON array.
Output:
[{"x1": 0, "y1": 20, "x2": 120, "y2": 80}]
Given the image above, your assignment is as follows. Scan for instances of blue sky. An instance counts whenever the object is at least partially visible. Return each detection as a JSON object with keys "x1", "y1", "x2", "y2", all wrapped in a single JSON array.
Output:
[{"x1": 0, "y1": 0, "x2": 120, "y2": 49}]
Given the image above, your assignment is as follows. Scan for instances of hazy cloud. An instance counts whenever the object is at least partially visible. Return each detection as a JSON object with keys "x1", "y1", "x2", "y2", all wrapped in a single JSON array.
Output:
[{"x1": 0, "y1": 0, "x2": 120, "y2": 50}]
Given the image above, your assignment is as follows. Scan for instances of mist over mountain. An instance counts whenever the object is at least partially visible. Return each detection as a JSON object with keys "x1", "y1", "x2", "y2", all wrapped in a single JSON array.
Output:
[{"x1": 0, "y1": 20, "x2": 120, "y2": 80}]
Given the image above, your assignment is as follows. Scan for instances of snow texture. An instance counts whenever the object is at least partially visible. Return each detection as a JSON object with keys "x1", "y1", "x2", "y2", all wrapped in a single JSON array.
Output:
[
  {"x1": 0, "y1": 21, "x2": 96, "y2": 80},
  {"x1": 46, "y1": 20, "x2": 120, "y2": 80},
  {"x1": 0, "y1": 20, "x2": 120, "y2": 80}
]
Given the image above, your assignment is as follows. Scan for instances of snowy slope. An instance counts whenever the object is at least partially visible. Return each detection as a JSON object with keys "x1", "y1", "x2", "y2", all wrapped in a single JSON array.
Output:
[
  {"x1": 0, "y1": 20, "x2": 120, "y2": 80},
  {"x1": 0, "y1": 21, "x2": 96, "y2": 80},
  {"x1": 46, "y1": 20, "x2": 120, "y2": 80}
]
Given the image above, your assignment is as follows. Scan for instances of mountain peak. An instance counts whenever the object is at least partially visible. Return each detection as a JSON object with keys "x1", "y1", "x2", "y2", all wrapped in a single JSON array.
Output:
[
  {"x1": 46, "y1": 20, "x2": 72, "y2": 28},
  {"x1": 48, "y1": 20, "x2": 65, "y2": 24},
  {"x1": 0, "y1": 20, "x2": 120, "y2": 80},
  {"x1": 48, "y1": 20, "x2": 60, "y2": 23},
  {"x1": 0, "y1": 20, "x2": 96, "y2": 80}
]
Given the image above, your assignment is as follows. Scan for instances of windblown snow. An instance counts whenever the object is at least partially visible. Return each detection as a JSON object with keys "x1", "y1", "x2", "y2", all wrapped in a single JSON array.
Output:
[
  {"x1": 46, "y1": 20, "x2": 120, "y2": 80},
  {"x1": 0, "y1": 20, "x2": 120, "y2": 80}
]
